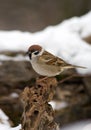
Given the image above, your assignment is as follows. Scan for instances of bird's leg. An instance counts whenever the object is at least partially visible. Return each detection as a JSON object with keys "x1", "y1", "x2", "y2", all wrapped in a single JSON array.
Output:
[{"x1": 36, "y1": 76, "x2": 49, "y2": 82}]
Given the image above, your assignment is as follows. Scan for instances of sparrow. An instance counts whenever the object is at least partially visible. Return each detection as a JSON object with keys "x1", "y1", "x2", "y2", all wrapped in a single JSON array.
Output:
[{"x1": 27, "y1": 44, "x2": 85, "y2": 77}]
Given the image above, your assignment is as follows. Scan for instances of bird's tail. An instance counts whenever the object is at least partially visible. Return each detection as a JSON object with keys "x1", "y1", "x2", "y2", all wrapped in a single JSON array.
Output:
[{"x1": 63, "y1": 64, "x2": 86, "y2": 69}]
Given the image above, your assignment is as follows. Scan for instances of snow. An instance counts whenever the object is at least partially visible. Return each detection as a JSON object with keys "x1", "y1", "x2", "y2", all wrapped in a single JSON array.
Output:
[
  {"x1": 0, "y1": 12, "x2": 91, "y2": 74},
  {"x1": 49, "y1": 101, "x2": 91, "y2": 130},
  {"x1": 0, "y1": 109, "x2": 21, "y2": 130},
  {"x1": 10, "y1": 125, "x2": 21, "y2": 130},
  {"x1": 61, "y1": 120, "x2": 91, "y2": 130},
  {"x1": 0, "y1": 124, "x2": 21, "y2": 130},
  {"x1": 0, "y1": 109, "x2": 91, "y2": 130},
  {"x1": 49, "y1": 101, "x2": 68, "y2": 110},
  {"x1": 83, "y1": 123, "x2": 91, "y2": 130},
  {"x1": 0, "y1": 54, "x2": 28, "y2": 61},
  {"x1": 9, "y1": 93, "x2": 19, "y2": 98},
  {"x1": 0, "y1": 109, "x2": 10, "y2": 126}
]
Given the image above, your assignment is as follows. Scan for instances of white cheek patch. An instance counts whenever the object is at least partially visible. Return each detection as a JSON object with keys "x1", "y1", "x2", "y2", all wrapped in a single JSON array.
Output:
[
  {"x1": 39, "y1": 48, "x2": 44, "y2": 56},
  {"x1": 32, "y1": 53, "x2": 36, "y2": 58}
]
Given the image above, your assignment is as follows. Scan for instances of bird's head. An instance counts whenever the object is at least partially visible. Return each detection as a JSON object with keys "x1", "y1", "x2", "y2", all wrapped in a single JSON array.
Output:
[{"x1": 27, "y1": 44, "x2": 43, "y2": 60}]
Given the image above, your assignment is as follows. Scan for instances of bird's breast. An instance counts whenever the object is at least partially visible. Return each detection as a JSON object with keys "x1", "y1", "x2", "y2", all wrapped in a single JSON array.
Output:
[{"x1": 30, "y1": 58, "x2": 61, "y2": 77}]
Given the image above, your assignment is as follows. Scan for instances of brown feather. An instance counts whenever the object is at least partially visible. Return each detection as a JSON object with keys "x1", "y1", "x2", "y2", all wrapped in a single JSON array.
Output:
[{"x1": 38, "y1": 51, "x2": 86, "y2": 69}]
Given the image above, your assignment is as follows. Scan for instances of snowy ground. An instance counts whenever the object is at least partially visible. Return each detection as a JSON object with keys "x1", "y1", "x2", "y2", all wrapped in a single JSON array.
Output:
[
  {"x1": 61, "y1": 120, "x2": 91, "y2": 130},
  {"x1": 50, "y1": 101, "x2": 91, "y2": 130},
  {"x1": 0, "y1": 109, "x2": 21, "y2": 130},
  {"x1": 0, "y1": 12, "x2": 91, "y2": 129}
]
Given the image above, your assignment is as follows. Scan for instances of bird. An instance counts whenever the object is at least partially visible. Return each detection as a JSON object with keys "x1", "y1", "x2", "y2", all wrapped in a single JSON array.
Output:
[{"x1": 26, "y1": 44, "x2": 85, "y2": 77}]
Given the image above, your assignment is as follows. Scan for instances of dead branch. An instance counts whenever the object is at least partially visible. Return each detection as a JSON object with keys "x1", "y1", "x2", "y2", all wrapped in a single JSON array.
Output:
[
  {"x1": 58, "y1": 74, "x2": 86, "y2": 84},
  {"x1": 21, "y1": 77, "x2": 59, "y2": 130}
]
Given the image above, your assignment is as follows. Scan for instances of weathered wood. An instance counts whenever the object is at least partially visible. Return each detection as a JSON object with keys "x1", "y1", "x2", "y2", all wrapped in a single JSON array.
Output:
[{"x1": 21, "y1": 78, "x2": 59, "y2": 130}]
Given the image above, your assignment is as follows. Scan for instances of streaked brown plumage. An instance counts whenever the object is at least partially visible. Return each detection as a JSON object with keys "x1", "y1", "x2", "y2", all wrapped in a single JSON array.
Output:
[{"x1": 27, "y1": 44, "x2": 85, "y2": 76}]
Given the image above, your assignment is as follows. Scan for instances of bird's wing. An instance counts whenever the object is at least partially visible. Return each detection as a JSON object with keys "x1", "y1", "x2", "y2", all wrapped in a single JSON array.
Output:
[
  {"x1": 38, "y1": 51, "x2": 68, "y2": 67},
  {"x1": 38, "y1": 51, "x2": 86, "y2": 69}
]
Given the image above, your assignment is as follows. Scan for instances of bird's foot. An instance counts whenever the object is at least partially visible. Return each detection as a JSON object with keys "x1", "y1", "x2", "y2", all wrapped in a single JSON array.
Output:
[{"x1": 36, "y1": 76, "x2": 48, "y2": 83}]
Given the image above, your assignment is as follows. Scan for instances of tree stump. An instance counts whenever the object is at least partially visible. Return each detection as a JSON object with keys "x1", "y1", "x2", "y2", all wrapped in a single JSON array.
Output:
[{"x1": 21, "y1": 77, "x2": 59, "y2": 130}]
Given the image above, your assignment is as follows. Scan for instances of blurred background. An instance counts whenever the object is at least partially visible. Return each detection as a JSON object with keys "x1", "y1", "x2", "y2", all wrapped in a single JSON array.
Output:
[
  {"x1": 0, "y1": 0, "x2": 91, "y2": 32},
  {"x1": 0, "y1": 0, "x2": 91, "y2": 130}
]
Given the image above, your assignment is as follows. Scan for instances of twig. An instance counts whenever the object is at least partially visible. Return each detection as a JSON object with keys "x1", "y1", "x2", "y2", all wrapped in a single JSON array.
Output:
[{"x1": 58, "y1": 74, "x2": 86, "y2": 84}]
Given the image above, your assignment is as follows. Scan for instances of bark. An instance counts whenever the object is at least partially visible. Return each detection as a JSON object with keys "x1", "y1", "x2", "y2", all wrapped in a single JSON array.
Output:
[{"x1": 21, "y1": 78, "x2": 59, "y2": 130}]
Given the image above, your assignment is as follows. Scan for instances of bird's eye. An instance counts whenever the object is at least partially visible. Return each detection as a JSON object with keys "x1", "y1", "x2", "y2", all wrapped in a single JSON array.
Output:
[{"x1": 34, "y1": 51, "x2": 39, "y2": 55}]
